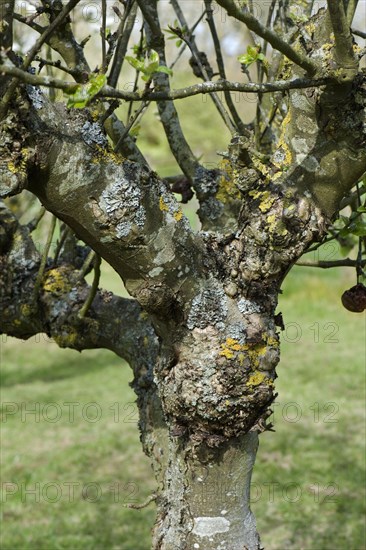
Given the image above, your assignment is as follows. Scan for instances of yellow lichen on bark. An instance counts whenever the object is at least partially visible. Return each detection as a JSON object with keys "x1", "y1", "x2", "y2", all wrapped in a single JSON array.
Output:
[
  {"x1": 216, "y1": 159, "x2": 240, "y2": 203},
  {"x1": 43, "y1": 268, "x2": 72, "y2": 295},
  {"x1": 246, "y1": 370, "x2": 273, "y2": 387}
]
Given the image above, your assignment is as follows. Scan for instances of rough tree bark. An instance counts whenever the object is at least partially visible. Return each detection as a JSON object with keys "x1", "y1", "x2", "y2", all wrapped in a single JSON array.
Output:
[{"x1": 0, "y1": 1, "x2": 365, "y2": 548}]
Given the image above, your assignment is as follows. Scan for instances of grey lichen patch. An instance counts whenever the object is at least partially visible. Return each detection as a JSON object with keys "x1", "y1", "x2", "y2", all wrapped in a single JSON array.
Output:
[
  {"x1": 198, "y1": 197, "x2": 224, "y2": 221},
  {"x1": 199, "y1": 196, "x2": 224, "y2": 221},
  {"x1": 101, "y1": 176, "x2": 140, "y2": 213},
  {"x1": 290, "y1": 90, "x2": 314, "y2": 113},
  {"x1": 0, "y1": 169, "x2": 20, "y2": 197},
  {"x1": 135, "y1": 206, "x2": 146, "y2": 227},
  {"x1": 301, "y1": 155, "x2": 320, "y2": 172},
  {"x1": 272, "y1": 148, "x2": 287, "y2": 166},
  {"x1": 225, "y1": 322, "x2": 247, "y2": 344},
  {"x1": 193, "y1": 166, "x2": 242, "y2": 230},
  {"x1": 291, "y1": 137, "x2": 308, "y2": 154},
  {"x1": 187, "y1": 280, "x2": 228, "y2": 330},
  {"x1": 192, "y1": 517, "x2": 230, "y2": 537},
  {"x1": 237, "y1": 298, "x2": 262, "y2": 315},
  {"x1": 295, "y1": 113, "x2": 318, "y2": 135},
  {"x1": 193, "y1": 166, "x2": 219, "y2": 197},
  {"x1": 81, "y1": 121, "x2": 108, "y2": 147},
  {"x1": 153, "y1": 225, "x2": 176, "y2": 265},
  {"x1": 116, "y1": 221, "x2": 132, "y2": 237},
  {"x1": 26, "y1": 85, "x2": 44, "y2": 110},
  {"x1": 99, "y1": 174, "x2": 145, "y2": 235},
  {"x1": 148, "y1": 266, "x2": 164, "y2": 277}
]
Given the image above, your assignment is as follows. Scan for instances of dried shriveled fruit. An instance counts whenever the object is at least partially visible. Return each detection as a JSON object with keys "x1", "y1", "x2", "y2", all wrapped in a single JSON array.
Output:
[{"x1": 341, "y1": 283, "x2": 366, "y2": 312}]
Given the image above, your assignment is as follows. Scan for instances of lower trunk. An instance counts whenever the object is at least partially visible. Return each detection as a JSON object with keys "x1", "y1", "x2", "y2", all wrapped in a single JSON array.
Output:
[
  {"x1": 152, "y1": 431, "x2": 261, "y2": 550},
  {"x1": 137, "y1": 384, "x2": 261, "y2": 550}
]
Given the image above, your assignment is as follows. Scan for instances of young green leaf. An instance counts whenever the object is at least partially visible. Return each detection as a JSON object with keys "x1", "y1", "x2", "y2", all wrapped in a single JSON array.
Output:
[{"x1": 66, "y1": 73, "x2": 106, "y2": 109}]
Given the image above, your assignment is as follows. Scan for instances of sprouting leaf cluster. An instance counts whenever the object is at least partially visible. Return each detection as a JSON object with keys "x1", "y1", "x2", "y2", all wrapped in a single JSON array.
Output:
[
  {"x1": 237, "y1": 45, "x2": 269, "y2": 73},
  {"x1": 164, "y1": 20, "x2": 188, "y2": 48},
  {"x1": 66, "y1": 73, "x2": 106, "y2": 109},
  {"x1": 125, "y1": 49, "x2": 173, "y2": 82}
]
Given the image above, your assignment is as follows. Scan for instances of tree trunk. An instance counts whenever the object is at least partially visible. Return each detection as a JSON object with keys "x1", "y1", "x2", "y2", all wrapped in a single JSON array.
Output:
[{"x1": 138, "y1": 381, "x2": 261, "y2": 550}]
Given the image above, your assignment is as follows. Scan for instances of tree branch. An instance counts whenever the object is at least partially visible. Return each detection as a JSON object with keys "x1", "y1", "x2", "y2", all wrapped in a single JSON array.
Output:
[
  {"x1": 352, "y1": 28, "x2": 366, "y2": 40},
  {"x1": 262, "y1": 9, "x2": 366, "y2": 218},
  {"x1": 326, "y1": 0, "x2": 357, "y2": 73},
  {"x1": 346, "y1": 0, "x2": 359, "y2": 25},
  {"x1": 0, "y1": 0, "x2": 15, "y2": 96},
  {"x1": 0, "y1": 62, "x2": 329, "y2": 100},
  {"x1": 1, "y1": 93, "x2": 213, "y2": 326},
  {"x1": 0, "y1": 0, "x2": 15, "y2": 52},
  {"x1": 136, "y1": 0, "x2": 200, "y2": 180},
  {"x1": 108, "y1": 1, "x2": 137, "y2": 88},
  {"x1": 340, "y1": 184, "x2": 366, "y2": 209},
  {"x1": 0, "y1": 201, "x2": 158, "y2": 372},
  {"x1": 215, "y1": 0, "x2": 319, "y2": 75}
]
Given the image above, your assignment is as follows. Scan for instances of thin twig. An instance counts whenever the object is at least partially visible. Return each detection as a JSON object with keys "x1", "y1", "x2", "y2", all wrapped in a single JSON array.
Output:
[
  {"x1": 45, "y1": 47, "x2": 56, "y2": 102},
  {"x1": 78, "y1": 254, "x2": 101, "y2": 319},
  {"x1": 28, "y1": 206, "x2": 46, "y2": 232},
  {"x1": 33, "y1": 214, "x2": 57, "y2": 300},
  {"x1": 305, "y1": 209, "x2": 365, "y2": 254},
  {"x1": 101, "y1": 0, "x2": 107, "y2": 71},
  {"x1": 309, "y1": 0, "x2": 316, "y2": 15},
  {"x1": 204, "y1": 0, "x2": 247, "y2": 134},
  {"x1": 339, "y1": 184, "x2": 366, "y2": 209},
  {"x1": 25, "y1": 0, "x2": 81, "y2": 69},
  {"x1": 35, "y1": 55, "x2": 80, "y2": 78},
  {"x1": 296, "y1": 259, "x2": 366, "y2": 269},
  {"x1": 12, "y1": 11, "x2": 45, "y2": 34},
  {"x1": 355, "y1": 182, "x2": 364, "y2": 283},
  {"x1": 169, "y1": 11, "x2": 207, "y2": 70},
  {"x1": 53, "y1": 225, "x2": 71, "y2": 265},
  {"x1": 136, "y1": 0, "x2": 200, "y2": 179},
  {"x1": 124, "y1": 11, "x2": 207, "y2": 144},
  {"x1": 77, "y1": 250, "x2": 96, "y2": 282},
  {"x1": 170, "y1": 0, "x2": 236, "y2": 134},
  {"x1": 114, "y1": 100, "x2": 148, "y2": 151},
  {"x1": 262, "y1": 0, "x2": 277, "y2": 60},
  {"x1": 106, "y1": 77, "x2": 329, "y2": 101},
  {"x1": 99, "y1": 100, "x2": 120, "y2": 126},
  {"x1": 124, "y1": 493, "x2": 157, "y2": 510},
  {"x1": 108, "y1": 0, "x2": 137, "y2": 87},
  {"x1": 126, "y1": 23, "x2": 144, "y2": 126}
]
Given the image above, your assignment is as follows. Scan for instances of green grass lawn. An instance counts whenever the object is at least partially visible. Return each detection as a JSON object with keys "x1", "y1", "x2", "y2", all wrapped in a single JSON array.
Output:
[{"x1": 1, "y1": 260, "x2": 365, "y2": 550}]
